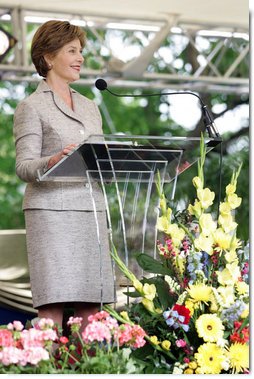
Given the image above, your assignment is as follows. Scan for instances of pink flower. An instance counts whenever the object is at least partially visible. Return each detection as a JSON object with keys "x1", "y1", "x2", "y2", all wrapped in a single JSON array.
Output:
[
  {"x1": 87, "y1": 311, "x2": 119, "y2": 331},
  {"x1": 67, "y1": 317, "x2": 83, "y2": 327},
  {"x1": 20, "y1": 328, "x2": 56, "y2": 349},
  {"x1": 37, "y1": 318, "x2": 54, "y2": 330},
  {"x1": 176, "y1": 339, "x2": 187, "y2": 348},
  {"x1": 0, "y1": 329, "x2": 14, "y2": 347},
  {"x1": 13, "y1": 321, "x2": 24, "y2": 331},
  {"x1": 88, "y1": 311, "x2": 109, "y2": 322},
  {"x1": 23, "y1": 347, "x2": 49, "y2": 365},
  {"x1": 0, "y1": 347, "x2": 22, "y2": 365},
  {"x1": 82, "y1": 321, "x2": 112, "y2": 343},
  {"x1": 116, "y1": 324, "x2": 146, "y2": 348},
  {"x1": 41, "y1": 329, "x2": 57, "y2": 341}
]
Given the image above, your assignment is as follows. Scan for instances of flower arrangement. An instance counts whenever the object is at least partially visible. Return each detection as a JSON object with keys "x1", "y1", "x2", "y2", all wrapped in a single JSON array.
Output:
[
  {"x1": 0, "y1": 136, "x2": 249, "y2": 374},
  {"x1": 106, "y1": 135, "x2": 249, "y2": 374},
  {"x1": 0, "y1": 313, "x2": 146, "y2": 374}
]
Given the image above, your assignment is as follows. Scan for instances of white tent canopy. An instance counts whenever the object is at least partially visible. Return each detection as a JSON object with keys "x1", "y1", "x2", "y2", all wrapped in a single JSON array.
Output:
[{"x1": 0, "y1": 0, "x2": 249, "y2": 28}]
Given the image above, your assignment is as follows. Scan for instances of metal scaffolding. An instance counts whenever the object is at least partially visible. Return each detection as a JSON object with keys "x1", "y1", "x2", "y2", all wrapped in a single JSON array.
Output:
[{"x1": 0, "y1": 3, "x2": 249, "y2": 94}]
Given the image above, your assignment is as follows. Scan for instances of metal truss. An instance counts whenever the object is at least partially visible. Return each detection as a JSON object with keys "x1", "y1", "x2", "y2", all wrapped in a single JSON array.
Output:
[{"x1": 0, "y1": 5, "x2": 249, "y2": 94}]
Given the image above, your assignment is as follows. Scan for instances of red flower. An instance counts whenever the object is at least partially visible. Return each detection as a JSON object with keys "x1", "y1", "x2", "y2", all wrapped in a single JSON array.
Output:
[
  {"x1": 230, "y1": 328, "x2": 249, "y2": 344},
  {"x1": 230, "y1": 321, "x2": 249, "y2": 344},
  {"x1": 172, "y1": 304, "x2": 191, "y2": 325},
  {"x1": 59, "y1": 336, "x2": 69, "y2": 344}
]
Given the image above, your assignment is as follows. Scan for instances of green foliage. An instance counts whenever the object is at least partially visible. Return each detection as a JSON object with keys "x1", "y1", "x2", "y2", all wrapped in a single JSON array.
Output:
[
  {"x1": 135, "y1": 252, "x2": 173, "y2": 275},
  {"x1": 0, "y1": 111, "x2": 25, "y2": 228},
  {"x1": 0, "y1": 81, "x2": 249, "y2": 243}
]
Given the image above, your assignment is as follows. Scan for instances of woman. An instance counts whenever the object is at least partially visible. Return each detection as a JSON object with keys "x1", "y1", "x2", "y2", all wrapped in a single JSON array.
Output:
[{"x1": 13, "y1": 20, "x2": 115, "y2": 330}]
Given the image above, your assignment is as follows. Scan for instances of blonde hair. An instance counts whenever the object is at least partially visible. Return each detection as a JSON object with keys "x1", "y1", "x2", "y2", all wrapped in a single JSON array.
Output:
[{"x1": 31, "y1": 20, "x2": 86, "y2": 77}]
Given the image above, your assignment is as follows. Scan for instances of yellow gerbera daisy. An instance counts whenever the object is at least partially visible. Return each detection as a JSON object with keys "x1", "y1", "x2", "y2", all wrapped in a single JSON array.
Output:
[
  {"x1": 195, "y1": 343, "x2": 226, "y2": 374},
  {"x1": 226, "y1": 343, "x2": 249, "y2": 373},
  {"x1": 196, "y1": 314, "x2": 224, "y2": 342}
]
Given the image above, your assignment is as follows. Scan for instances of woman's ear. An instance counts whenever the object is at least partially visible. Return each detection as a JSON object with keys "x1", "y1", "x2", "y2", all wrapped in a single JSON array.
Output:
[{"x1": 44, "y1": 54, "x2": 53, "y2": 69}]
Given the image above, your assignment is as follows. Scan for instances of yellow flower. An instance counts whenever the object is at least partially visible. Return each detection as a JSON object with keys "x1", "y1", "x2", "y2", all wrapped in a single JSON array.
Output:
[
  {"x1": 150, "y1": 335, "x2": 160, "y2": 345},
  {"x1": 187, "y1": 200, "x2": 202, "y2": 218},
  {"x1": 226, "y1": 183, "x2": 236, "y2": 195},
  {"x1": 227, "y1": 193, "x2": 242, "y2": 209},
  {"x1": 226, "y1": 262, "x2": 241, "y2": 282},
  {"x1": 241, "y1": 304, "x2": 249, "y2": 319},
  {"x1": 156, "y1": 216, "x2": 170, "y2": 233},
  {"x1": 217, "y1": 286, "x2": 235, "y2": 307},
  {"x1": 230, "y1": 235, "x2": 242, "y2": 251},
  {"x1": 188, "y1": 361, "x2": 197, "y2": 370},
  {"x1": 197, "y1": 187, "x2": 215, "y2": 209},
  {"x1": 216, "y1": 268, "x2": 232, "y2": 286},
  {"x1": 183, "y1": 368, "x2": 193, "y2": 374},
  {"x1": 187, "y1": 283, "x2": 212, "y2": 304},
  {"x1": 216, "y1": 262, "x2": 240, "y2": 286},
  {"x1": 120, "y1": 311, "x2": 131, "y2": 322},
  {"x1": 133, "y1": 279, "x2": 143, "y2": 293},
  {"x1": 185, "y1": 300, "x2": 195, "y2": 316},
  {"x1": 142, "y1": 283, "x2": 156, "y2": 301},
  {"x1": 175, "y1": 255, "x2": 185, "y2": 276},
  {"x1": 225, "y1": 249, "x2": 238, "y2": 263},
  {"x1": 142, "y1": 298, "x2": 159, "y2": 314},
  {"x1": 209, "y1": 293, "x2": 219, "y2": 313},
  {"x1": 213, "y1": 228, "x2": 231, "y2": 251},
  {"x1": 196, "y1": 314, "x2": 224, "y2": 342},
  {"x1": 219, "y1": 202, "x2": 231, "y2": 215},
  {"x1": 226, "y1": 343, "x2": 249, "y2": 373},
  {"x1": 192, "y1": 176, "x2": 203, "y2": 189},
  {"x1": 195, "y1": 343, "x2": 226, "y2": 374},
  {"x1": 161, "y1": 340, "x2": 171, "y2": 350},
  {"x1": 194, "y1": 233, "x2": 214, "y2": 255},
  {"x1": 159, "y1": 195, "x2": 169, "y2": 215},
  {"x1": 199, "y1": 213, "x2": 217, "y2": 236},
  {"x1": 167, "y1": 224, "x2": 185, "y2": 247},
  {"x1": 235, "y1": 281, "x2": 249, "y2": 295},
  {"x1": 218, "y1": 214, "x2": 237, "y2": 233}
]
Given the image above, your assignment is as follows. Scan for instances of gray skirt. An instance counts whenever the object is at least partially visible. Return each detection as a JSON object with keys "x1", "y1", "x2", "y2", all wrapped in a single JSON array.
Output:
[{"x1": 25, "y1": 209, "x2": 115, "y2": 308}]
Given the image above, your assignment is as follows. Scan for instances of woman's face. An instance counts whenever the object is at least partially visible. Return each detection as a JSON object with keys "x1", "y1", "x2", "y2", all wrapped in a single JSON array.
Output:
[{"x1": 47, "y1": 38, "x2": 84, "y2": 83}]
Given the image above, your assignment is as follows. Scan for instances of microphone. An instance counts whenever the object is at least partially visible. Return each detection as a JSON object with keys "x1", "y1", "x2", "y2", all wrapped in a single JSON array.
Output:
[{"x1": 95, "y1": 78, "x2": 221, "y2": 139}]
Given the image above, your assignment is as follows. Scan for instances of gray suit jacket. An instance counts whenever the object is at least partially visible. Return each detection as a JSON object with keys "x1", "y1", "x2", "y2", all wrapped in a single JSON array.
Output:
[{"x1": 13, "y1": 80, "x2": 105, "y2": 211}]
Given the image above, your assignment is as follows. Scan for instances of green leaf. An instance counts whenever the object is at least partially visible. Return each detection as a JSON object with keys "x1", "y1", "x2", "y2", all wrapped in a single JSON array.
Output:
[
  {"x1": 136, "y1": 253, "x2": 172, "y2": 275},
  {"x1": 131, "y1": 343, "x2": 154, "y2": 359},
  {"x1": 153, "y1": 277, "x2": 173, "y2": 309}
]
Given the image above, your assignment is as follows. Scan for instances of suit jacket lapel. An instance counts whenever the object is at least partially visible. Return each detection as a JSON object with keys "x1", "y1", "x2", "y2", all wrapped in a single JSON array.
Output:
[
  {"x1": 52, "y1": 91, "x2": 84, "y2": 125},
  {"x1": 36, "y1": 80, "x2": 85, "y2": 125}
]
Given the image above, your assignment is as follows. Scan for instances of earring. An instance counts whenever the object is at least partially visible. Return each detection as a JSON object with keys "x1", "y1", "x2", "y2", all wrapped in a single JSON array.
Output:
[{"x1": 48, "y1": 63, "x2": 52, "y2": 69}]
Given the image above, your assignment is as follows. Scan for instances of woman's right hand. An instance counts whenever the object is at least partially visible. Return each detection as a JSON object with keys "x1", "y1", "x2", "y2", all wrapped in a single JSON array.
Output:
[{"x1": 47, "y1": 143, "x2": 78, "y2": 169}]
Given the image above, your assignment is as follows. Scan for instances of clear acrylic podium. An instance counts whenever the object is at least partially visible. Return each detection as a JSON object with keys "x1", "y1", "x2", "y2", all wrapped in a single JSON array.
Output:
[{"x1": 37, "y1": 134, "x2": 221, "y2": 305}]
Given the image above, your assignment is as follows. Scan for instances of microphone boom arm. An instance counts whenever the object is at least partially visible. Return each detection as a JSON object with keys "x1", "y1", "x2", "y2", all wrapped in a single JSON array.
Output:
[{"x1": 95, "y1": 78, "x2": 221, "y2": 139}]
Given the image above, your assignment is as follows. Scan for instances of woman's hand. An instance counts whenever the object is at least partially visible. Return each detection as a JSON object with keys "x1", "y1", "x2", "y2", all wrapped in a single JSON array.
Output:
[{"x1": 47, "y1": 143, "x2": 78, "y2": 169}]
